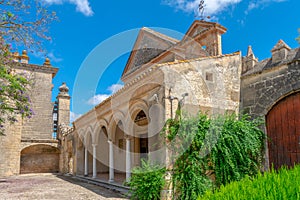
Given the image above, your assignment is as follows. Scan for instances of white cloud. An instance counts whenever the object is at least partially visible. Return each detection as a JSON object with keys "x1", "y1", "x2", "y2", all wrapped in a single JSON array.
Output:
[
  {"x1": 47, "y1": 52, "x2": 63, "y2": 63},
  {"x1": 163, "y1": 0, "x2": 242, "y2": 16},
  {"x1": 70, "y1": 111, "x2": 82, "y2": 122},
  {"x1": 163, "y1": 0, "x2": 286, "y2": 16},
  {"x1": 43, "y1": 0, "x2": 94, "y2": 16},
  {"x1": 108, "y1": 84, "x2": 123, "y2": 94},
  {"x1": 87, "y1": 94, "x2": 110, "y2": 105},
  {"x1": 31, "y1": 50, "x2": 62, "y2": 63},
  {"x1": 246, "y1": 0, "x2": 287, "y2": 12},
  {"x1": 87, "y1": 83, "x2": 124, "y2": 106}
]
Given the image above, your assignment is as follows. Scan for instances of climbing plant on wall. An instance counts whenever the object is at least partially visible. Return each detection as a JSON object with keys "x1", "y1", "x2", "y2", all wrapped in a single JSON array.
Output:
[
  {"x1": 163, "y1": 113, "x2": 265, "y2": 199},
  {"x1": 128, "y1": 112, "x2": 265, "y2": 199}
]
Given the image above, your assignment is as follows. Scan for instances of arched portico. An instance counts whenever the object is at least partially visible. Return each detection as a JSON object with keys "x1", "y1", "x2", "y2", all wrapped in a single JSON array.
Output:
[
  {"x1": 132, "y1": 110, "x2": 149, "y2": 167},
  {"x1": 95, "y1": 126, "x2": 109, "y2": 179},
  {"x1": 76, "y1": 133, "x2": 85, "y2": 175}
]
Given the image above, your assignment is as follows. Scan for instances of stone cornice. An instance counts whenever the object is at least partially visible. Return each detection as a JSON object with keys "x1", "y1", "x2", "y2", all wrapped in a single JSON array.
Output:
[{"x1": 12, "y1": 62, "x2": 59, "y2": 78}]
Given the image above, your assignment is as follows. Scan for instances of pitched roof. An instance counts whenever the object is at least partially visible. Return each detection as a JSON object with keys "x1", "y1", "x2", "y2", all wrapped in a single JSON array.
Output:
[
  {"x1": 121, "y1": 27, "x2": 179, "y2": 79},
  {"x1": 271, "y1": 39, "x2": 291, "y2": 52},
  {"x1": 243, "y1": 47, "x2": 300, "y2": 77}
]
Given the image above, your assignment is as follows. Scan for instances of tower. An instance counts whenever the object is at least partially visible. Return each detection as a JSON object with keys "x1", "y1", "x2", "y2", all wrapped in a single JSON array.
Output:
[{"x1": 57, "y1": 82, "x2": 71, "y2": 126}]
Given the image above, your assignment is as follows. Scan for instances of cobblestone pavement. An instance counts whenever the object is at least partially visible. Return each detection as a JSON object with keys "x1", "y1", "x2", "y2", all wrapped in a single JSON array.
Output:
[{"x1": 0, "y1": 173, "x2": 129, "y2": 200}]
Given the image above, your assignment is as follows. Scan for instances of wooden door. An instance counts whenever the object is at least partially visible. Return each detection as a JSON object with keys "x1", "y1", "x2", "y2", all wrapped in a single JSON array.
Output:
[{"x1": 266, "y1": 92, "x2": 300, "y2": 169}]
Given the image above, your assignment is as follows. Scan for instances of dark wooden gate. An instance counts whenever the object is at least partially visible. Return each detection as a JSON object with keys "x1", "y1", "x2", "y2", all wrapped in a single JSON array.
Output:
[{"x1": 266, "y1": 92, "x2": 300, "y2": 169}]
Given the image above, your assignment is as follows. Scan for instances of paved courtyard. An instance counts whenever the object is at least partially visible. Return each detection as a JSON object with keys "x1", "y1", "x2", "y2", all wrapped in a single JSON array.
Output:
[{"x1": 0, "y1": 173, "x2": 129, "y2": 200}]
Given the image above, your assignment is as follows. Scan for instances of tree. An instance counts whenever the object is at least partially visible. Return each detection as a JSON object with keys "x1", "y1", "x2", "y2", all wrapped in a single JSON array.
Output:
[{"x1": 0, "y1": 0, "x2": 56, "y2": 135}]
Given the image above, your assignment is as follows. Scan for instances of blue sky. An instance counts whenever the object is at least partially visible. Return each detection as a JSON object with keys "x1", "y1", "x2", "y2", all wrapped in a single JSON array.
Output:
[{"x1": 28, "y1": 0, "x2": 299, "y2": 121}]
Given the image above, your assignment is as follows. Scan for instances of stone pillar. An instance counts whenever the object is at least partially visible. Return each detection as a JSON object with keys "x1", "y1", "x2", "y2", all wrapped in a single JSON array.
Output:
[
  {"x1": 56, "y1": 83, "x2": 71, "y2": 126},
  {"x1": 126, "y1": 137, "x2": 131, "y2": 182},
  {"x1": 108, "y1": 140, "x2": 114, "y2": 182},
  {"x1": 92, "y1": 144, "x2": 97, "y2": 178},
  {"x1": 84, "y1": 147, "x2": 88, "y2": 176}
]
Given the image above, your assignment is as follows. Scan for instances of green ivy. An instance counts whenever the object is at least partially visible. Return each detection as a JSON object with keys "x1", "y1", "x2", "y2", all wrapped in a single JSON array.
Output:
[
  {"x1": 128, "y1": 113, "x2": 265, "y2": 200},
  {"x1": 211, "y1": 114, "x2": 265, "y2": 187},
  {"x1": 164, "y1": 113, "x2": 265, "y2": 199}
]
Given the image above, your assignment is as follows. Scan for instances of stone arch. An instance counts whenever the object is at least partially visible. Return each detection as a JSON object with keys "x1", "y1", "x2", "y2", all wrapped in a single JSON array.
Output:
[
  {"x1": 94, "y1": 119, "x2": 109, "y2": 142},
  {"x1": 92, "y1": 119, "x2": 110, "y2": 176},
  {"x1": 84, "y1": 129, "x2": 93, "y2": 176},
  {"x1": 95, "y1": 125, "x2": 110, "y2": 176},
  {"x1": 85, "y1": 125, "x2": 94, "y2": 145},
  {"x1": 21, "y1": 142, "x2": 58, "y2": 151},
  {"x1": 263, "y1": 89, "x2": 300, "y2": 116},
  {"x1": 127, "y1": 100, "x2": 149, "y2": 135},
  {"x1": 250, "y1": 70, "x2": 300, "y2": 118},
  {"x1": 108, "y1": 110, "x2": 126, "y2": 142},
  {"x1": 77, "y1": 129, "x2": 85, "y2": 147},
  {"x1": 20, "y1": 144, "x2": 60, "y2": 174},
  {"x1": 74, "y1": 130, "x2": 85, "y2": 175},
  {"x1": 265, "y1": 91, "x2": 300, "y2": 169}
]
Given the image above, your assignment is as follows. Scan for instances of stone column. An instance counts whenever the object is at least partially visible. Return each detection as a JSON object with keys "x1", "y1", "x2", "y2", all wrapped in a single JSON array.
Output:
[
  {"x1": 84, "y1": 147, "x2": 88, "y2": 176},
  {"x1": 108, "y1": 140, "x2": 114, "y2": 182},
  {"x1": 126, "y1": 137, "x2": 131, "y2": 182},
  {"x1": 92, "y1": 144, "x2": 97, "y2": 178}
]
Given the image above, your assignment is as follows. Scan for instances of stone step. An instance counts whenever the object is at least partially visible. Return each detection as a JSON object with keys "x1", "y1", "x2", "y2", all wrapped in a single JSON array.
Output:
[{"x1": 71, "y1": 175, "x2": 131, "y2": 196}]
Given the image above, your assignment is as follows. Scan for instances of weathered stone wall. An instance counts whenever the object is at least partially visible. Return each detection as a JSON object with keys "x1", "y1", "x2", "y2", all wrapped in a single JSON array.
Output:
[
  {"x1": 20, "y1": 144, "x2": 60, "y2": 174},
  {"x1": 0, "y1": 61, "x2": 59, "y2": 177},
  {"x1": 161, "y1": 52, "x2": 242, "y2": 117},
  {"x1": 241, "y1": 53, "x2": 300, "y2": 169},
  {"x1": 21, "y1": 71, "x2": 54, "y2": 140},
  {"x1": 0, "y1": 119, "x2": 22, "y2": 177},
  {"x1": 241, "y1": 60, "x2": 300, "y2": 118}
]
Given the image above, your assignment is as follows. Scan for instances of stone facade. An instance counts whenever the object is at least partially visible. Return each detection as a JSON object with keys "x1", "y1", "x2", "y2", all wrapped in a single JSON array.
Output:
[
  {"x1": 59, "y1": 21, "x2": 300, "y2": 188},
  {"x1": 1, "y1": 19, "x2": 299, "y2": 192},
  {"x1": 59, "y1": 21, "x2": 242, "y2": 187},
  {"x1": 241, "y1": 42, "x2": 300, "y2": 118},
  {"x1": 241, "y1": 41, "x2": 300, "y2": 169},
  {"x1": 0, "y1": 52, "x2": 70, "y2": 177}
]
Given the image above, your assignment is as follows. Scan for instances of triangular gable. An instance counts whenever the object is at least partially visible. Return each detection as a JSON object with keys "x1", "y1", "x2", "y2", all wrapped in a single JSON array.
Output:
[
  {"x1": 182, "y1": 20, "x2": 227, "y2": 42},
  {"x1": 121, "y1": 27, "x2": 179, "y2": 79},
  {"x1": 271, "y1": 39, "x2": 291, "y2": 52}
]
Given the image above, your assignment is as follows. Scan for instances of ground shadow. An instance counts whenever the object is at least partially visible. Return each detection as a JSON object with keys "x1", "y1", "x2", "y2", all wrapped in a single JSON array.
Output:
[{"x1": 56, "y1": 174, "x2": 129, "y2": 199}]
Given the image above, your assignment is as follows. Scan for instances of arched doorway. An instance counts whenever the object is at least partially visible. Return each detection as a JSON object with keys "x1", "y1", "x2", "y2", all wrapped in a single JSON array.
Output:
[
  {"x1": 76, "y1": 135, "x2": 85, "y2": 175},
  {"x1": 85, "y1": 132, "x2": 93, "y2": 176},
  {"x1": 96, "y1": 127, "x2": 109, "y2": 178},
  {"x1": 20, "y1": 144, "x2": 60, "y2": 174},
  {"x1": 266, "y1": 92, "x2": 300, "y2": 169},
  {"x1": 133, "y1": 110, "x2": 149, "y2": 166}
]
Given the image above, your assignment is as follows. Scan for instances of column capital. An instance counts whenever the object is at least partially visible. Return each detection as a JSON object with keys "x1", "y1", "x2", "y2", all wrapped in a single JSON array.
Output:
[
  {"x1": 108, "y1": 140, "x2": 113, "y2": 144},
  {"x1": 92, "y1": 143, "x2": 98, "y2": 147},
  {"x1": 125, "y1": 135, "x2": 132, "y2": 140}
]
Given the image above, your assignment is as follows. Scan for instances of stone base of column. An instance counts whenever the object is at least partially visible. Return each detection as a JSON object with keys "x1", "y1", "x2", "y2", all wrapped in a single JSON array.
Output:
[{"x1": 108, "y1": 179, "x2": 114, "y2": 183}]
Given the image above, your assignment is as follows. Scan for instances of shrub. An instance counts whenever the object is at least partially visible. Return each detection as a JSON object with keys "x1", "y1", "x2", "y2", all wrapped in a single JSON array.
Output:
[
  {"x1": 210, "y1": 114, "x2": 265, "y2": 186},
  {"x1": 128, "y1": 160, "x2": 165, "y2": 200},
  {"x1": 199, "y1": 165, "x2": 300, "y2": 200},
  {"x1": 169, "y1": 114, "x2": 213, "y2": 200},
  {"x1": 164, "y1": 113, "x2": 265, "y2": 199}
]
